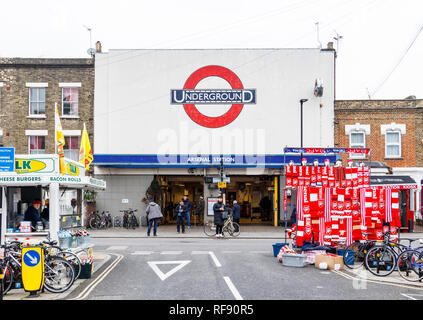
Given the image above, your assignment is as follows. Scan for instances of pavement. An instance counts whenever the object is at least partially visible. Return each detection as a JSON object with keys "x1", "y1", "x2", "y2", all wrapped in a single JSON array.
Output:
[
  {"x1": 2, "y1": 252, "x2": 111, "y2": 300},
  {"x1": 88, "y1": 224, "x2": 289, "y2": 239}
]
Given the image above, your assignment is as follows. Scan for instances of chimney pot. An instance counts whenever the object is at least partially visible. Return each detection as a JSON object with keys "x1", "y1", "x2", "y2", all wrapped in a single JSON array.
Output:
[{"x1": 95, "y1": 41, "x2": 102, "y2": 53}]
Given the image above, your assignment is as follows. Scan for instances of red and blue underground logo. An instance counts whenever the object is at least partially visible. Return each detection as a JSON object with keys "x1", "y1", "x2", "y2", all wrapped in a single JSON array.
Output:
[{"x1": 171, "y1": 65, "x2": 256, "y2": 128}]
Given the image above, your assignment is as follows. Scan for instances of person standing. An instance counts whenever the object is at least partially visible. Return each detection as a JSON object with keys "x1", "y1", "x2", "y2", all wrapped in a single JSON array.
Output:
[
  {"x1": 182, "y1": 195, "x2": 192, "y2": 229},
  {"x1": 175, "y1": 200, "x2": 187, "y2": 234},
  {"x1": 213, "y1": 195, "x2": 225, "y2": 237},
  {"x1": 195, "y1": 196, "x2": 205, "y2": 226},
  {"x1": 232, "y1": 200, "x2": 241, "y2": 232},
  {"x1": 146, "y1": 196, "x2": 163, "y2": 236},
  {"x1": 24, "y1": 199, "x2": 42, "y2": 230}
]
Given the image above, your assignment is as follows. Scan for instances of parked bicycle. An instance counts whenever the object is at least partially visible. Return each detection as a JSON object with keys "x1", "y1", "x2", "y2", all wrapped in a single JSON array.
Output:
[
  {"x1": 121, "y1": 209, "x2": 138, "y2": 229},
  {"x1": 89, "y1": 211, "x2": 112, "y2": 229},
  {"x1": 0, "y1": 240, "x2": 76, "y2": 294},
  {"x1": 204, "y1": 214, "x2": 240, "y2": 237},
  {"x1": 343, "y1": 230, "x2": 423, "y2": 279}
]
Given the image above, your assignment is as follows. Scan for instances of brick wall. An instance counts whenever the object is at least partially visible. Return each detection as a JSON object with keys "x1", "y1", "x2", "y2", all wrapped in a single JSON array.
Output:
[
  {"x1": 0, "y1": 58, "x2": 94, "y2": 159},
  {"x1": 335, "y1": 99, "x2": 423, "y2": 167}
]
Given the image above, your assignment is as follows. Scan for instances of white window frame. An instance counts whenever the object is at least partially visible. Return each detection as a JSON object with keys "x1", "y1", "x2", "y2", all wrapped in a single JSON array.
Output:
[
  {"x1": 61, "y1": 87, "x2": 79, "y2": 118},
  {"x1": 28, "y1": 87, "x2": 46, "y2": 117},
  {"x1": 345, "y1": 123, "x2": 370, "y2": 159},
  {"x1": 28, "y1": 136, "x2": 46, "y2": 154},
  {"x1": 63, "y1": 133, "x2": 81, "y2": 162},
  {"x1": 349, "y1": 131, "x2": 366, "y2": 159},
  {"x1": 385, "y1": 130, "x2": 401, "y2": 158},
  {"x1": 381, "y1": 123, "x2": 405, "y2": 159}
]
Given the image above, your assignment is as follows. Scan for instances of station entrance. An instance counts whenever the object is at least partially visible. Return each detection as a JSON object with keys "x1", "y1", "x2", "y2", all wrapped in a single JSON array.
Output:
[{"x1": 155, "y1": 175, "x2": 277, "y2": 226}]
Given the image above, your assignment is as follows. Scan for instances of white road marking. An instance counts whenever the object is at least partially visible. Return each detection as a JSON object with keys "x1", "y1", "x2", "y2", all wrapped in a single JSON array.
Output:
[
  {"x1": 209, "y1": 251, "x2": 222, "y2": 267},
  {"x1": 147, "y1": 260, "x2": 191, "y2": 281},
  {"x1": 161, "y1": 251, "x2": 183, "y2": 255},
  {"x1": 333, "y1": 270, "x2": 423, "y2": 291},
  {"x1": 222, "y1": 251, "x2": 242, "y2": 254},
  {"x1": 250, "y1": 251, "x2": 268, "y2": 254},
  {"x1": 71, "y1": 253, "x2": 123, "y2": 300},
  {"x1": 131, "y1": 251, "x2": 153, "y2": 255},
  {"x1": 224, "y1": 276, "x2": 243, "y2": 300},
  {"x1": 401, "y1": 293, "x2": 418, "y2": 300},
  {"x1": 105, "y1": 246, "x2": 128, "y2": 251}
]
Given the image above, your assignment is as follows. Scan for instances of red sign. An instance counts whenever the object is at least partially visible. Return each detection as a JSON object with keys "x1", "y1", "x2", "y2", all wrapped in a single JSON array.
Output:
[{"x1": 182, "y1": 65, "x2": 245, "y2": 128}]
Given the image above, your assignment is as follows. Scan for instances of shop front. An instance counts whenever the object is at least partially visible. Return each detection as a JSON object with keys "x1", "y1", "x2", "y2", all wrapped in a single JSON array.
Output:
[
  {"x1": 93, "y1": 48, "x2": 336, "y2": 227},
  {"x1": 0, "y1": 154, "x2": 106, "y2": 244}
]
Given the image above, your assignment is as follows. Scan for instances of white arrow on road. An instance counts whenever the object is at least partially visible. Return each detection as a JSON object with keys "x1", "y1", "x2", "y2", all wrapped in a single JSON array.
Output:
[
  {"x1": 26, "y1": 253, "x2": 38, "y2": 265},
  {"x1": 147, "y1": 260, "x2": 191, "y2": 281}
]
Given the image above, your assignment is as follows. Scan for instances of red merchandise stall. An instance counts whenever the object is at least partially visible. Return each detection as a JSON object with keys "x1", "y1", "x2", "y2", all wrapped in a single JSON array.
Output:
[{"x1": 282, "y1": 147, "x2": 414, "y2": 249}]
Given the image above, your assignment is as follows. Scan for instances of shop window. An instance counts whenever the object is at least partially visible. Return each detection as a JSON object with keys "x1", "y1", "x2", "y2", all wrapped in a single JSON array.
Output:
[
  {"x1": 385, "y1": 131, "x2": 401, "y2": 158},
  {"x1": 64, "y1": 136, "x2": 80, "y2": 161},
  {"x1": 29, "y1": 136, "x2": 45, "y2": 154},
  {"x1": 62, "y1": 88, "x2": 79, "y2": 116},
  {"x1": 29, "y1": 88, "x2": 46, "y2": 115},
  {"x1": 349, "y1": 131, "x2": 365, "y2": 159}
]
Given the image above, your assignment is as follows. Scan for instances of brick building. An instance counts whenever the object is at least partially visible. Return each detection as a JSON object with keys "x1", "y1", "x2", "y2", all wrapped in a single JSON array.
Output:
[
  {"x1": 0, "y1": 58, "x2": 94, "y2": 161},
  {"x1": 335, "y1": 98, "x2": 423, "y2": 229}
]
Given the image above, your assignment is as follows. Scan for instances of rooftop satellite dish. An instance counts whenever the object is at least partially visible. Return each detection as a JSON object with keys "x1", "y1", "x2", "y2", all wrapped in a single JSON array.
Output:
[
  {"x1": 404, "y1": 95, "x2": 416, "y2": 100},
  {"x1": 87, "y1": 48, "x2": 96, "y2": 56}
]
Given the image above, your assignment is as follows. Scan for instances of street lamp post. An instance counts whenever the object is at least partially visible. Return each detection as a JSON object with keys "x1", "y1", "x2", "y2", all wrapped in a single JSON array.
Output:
[{"x1": 300, "y1": 99, "x2": 308, "y2": 148}]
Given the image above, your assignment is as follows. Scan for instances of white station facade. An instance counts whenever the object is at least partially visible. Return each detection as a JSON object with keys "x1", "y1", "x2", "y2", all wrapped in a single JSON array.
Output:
[{"x1": 93, "y1": 48, "x2": 336, "y2": 226}]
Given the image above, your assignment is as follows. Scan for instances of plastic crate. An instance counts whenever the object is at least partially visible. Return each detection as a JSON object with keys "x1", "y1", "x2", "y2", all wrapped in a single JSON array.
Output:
[
  {"x1": 281, "y1": 253, "x2": 307, "y2": 267},
  {"x1": 272, "y1": 243, "x2": 289, "y2": 257},
  {"x1": 59, "y1": 237, "x2": 72, "y2": 249}
]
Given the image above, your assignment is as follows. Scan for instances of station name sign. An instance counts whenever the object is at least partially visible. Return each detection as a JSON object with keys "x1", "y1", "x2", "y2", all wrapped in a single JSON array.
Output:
[{"x1": 171, "y1": 89, "x2": 256, "y2": 104}]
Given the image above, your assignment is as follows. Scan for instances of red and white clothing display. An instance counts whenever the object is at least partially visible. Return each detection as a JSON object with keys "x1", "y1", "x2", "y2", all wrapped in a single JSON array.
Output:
[{"x1": 285, "y1": 164, "x2": 408, "y2": 247}]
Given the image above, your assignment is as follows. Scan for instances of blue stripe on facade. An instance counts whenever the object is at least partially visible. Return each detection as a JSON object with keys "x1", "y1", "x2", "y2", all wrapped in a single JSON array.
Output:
[{"x1": 93, "y1": 154, "x2": 338, "y2": 168}]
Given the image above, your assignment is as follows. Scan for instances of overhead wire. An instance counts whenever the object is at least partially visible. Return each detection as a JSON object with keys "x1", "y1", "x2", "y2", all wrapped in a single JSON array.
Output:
[{"x1": 371, "y1": 23, "x2": 423, "y2": 97}]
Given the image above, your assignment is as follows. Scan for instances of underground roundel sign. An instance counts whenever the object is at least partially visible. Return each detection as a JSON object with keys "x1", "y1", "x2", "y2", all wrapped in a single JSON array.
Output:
[{"x1": 171, "y1": 65, "x2": 256, "y2": 128}]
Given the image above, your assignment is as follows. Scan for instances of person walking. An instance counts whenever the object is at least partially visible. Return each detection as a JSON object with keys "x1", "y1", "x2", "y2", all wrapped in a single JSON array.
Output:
[
  {"x1": 146, "y1": 196, "x2": 163, "y2": 236},
  {"x1": 232, "y1": 200, "x2": 241, "y2": 232},
  {"x1": 182, "y1": 195, "x2": 192, "y2": 229},
  {"x1": 175, "y1": 200, "x2": 187, "y2": 234},
  {"x1": 213, "y1": 195, "x2": 225, "y2": 237}
]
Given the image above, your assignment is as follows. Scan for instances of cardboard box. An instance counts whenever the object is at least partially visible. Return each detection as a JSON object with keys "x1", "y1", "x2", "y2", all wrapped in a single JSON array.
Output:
[{"x1": 315, "y1": 254, "x2": 344, "y2": 271}]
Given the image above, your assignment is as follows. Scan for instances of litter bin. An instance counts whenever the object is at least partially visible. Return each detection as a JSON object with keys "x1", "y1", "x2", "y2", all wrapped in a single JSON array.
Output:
[{"x1": 78, "y1": 263, "x2": 93, "y2": 279}]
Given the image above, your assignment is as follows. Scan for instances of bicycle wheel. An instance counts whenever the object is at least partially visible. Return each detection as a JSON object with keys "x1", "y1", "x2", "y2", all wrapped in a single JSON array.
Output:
[
  {"x1": 397, "y1": 249, "x2": 423, "y2": 282},
  {"x1": 223, "y1": 222, "x2": 240, "y2": 237},
  {"x1": 203, "y1": 221, "x2": 216, "y2": 237},
  {"x1": 89, "y1": 217, "x2": 99, "y2": 229},
  {"x1": 343, "y1": 242, "x2": 367, "y2": 270},
  {"x1": 55, "y1": 251, "x2": 82, "y2": 279},
  {"x1": 44, "y1": 257, "x2": 76, "y2": 293},
  {"x1": 364, "y1": 245, "x2": 397, "y2": 277},
  {"x1": 2, "y1": 263, "x2": 14, "y2": 294}
]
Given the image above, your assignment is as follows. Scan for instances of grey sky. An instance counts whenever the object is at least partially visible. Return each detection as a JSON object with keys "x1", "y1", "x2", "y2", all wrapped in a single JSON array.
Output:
[{"x1": 1, "y1": 0, "x2": 422, "y2": 100}]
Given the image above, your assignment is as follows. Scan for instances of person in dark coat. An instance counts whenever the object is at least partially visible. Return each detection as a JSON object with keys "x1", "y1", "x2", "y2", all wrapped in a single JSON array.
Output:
[
  {"x1": 195, "y1": 196, "x2": 205, "y2": 226},
  {"x1": 232, "y1": 200, "x2": 241, "y2": 232},
  {"x1": 290, "y1": 205, "x2": 297, "y2": 226},
  {"x1": 182, "y1": 195, "x2": 192, "y2": 229},
  {"x1": 213, "y1": 195, "x2": 225, "y2": 237},
  {"x1": 174, "y1": 200, "x2": 187, "y2": 234},
  {"x1": 24, "y1": 199, "x2": 42, "y2": 230}
]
